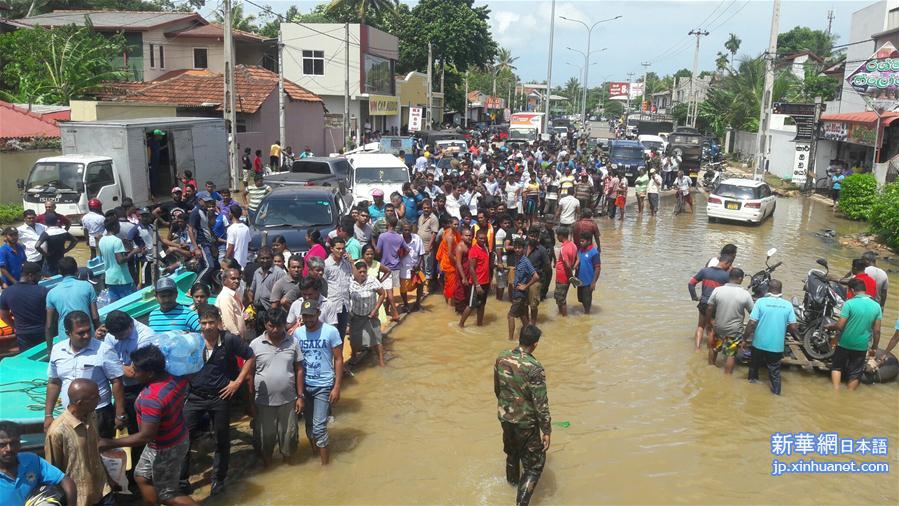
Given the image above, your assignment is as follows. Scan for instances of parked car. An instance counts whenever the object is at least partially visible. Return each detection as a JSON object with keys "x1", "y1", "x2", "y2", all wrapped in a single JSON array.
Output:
[
  {"x1": 248, "y1": 186, "x2": 352, "y2": 258},
  {"x1": 265, "y1": 157, "x2": 351, "y2": 189},
  {"x1": 707, "y1": 178, "x2": 777, "y2": 224},
  {"x1": 637, "y1": 134, "x2": 667, "y2": 156},
  {"x1": 608, "y1": 139, "x2": 646, "y2": 185}
]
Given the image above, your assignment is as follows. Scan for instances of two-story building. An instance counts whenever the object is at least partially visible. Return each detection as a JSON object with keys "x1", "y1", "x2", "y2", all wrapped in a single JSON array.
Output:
[
  {"x1": 281, "y1": 22, "x2": 399, "y2": 145},
  {"x1": 13, "y1": 9, "x2": 275, "y2": 81}
]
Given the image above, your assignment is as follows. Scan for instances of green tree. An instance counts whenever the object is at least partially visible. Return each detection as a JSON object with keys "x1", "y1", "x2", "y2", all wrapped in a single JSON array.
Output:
[
  {"x1": 724, "y1": 33, "x2": 741, "y2": 67},
  {"x1": 715, "y1": 52, "x2": 730, "y2": 71},
  {"x1": 212, "y1": 3, "x2": 258, "y2": 33},
  {"x1": 325, "y1": 0, "x2": 398, "y2": 27},
  {"x1": 787, "y1": 64, "x2": 839, "y2": 102},
  {"x1": 673, "y1": 68, "x2": 693, "y2": 80},
  {"x1": 777, "y1": 26, "x2": 835, "y2": 59},
  {"x1": 562, "y1": 76, "x2": 580, "y2": 113},
  {"x1": 258, "y1": 5, "x2": 302, "y2": 39},
  {"x1": 0, "y1": 24, "x2": 129, "y2": 105}
]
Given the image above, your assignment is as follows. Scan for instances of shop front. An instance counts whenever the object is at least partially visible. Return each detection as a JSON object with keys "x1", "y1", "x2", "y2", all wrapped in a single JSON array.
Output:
[{"x1": 819, "y1": 111, "x2": 899, "y2": 173}]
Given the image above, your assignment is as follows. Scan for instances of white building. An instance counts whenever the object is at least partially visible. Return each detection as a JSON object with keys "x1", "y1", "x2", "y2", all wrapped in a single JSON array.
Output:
[{"x1": 281, "y1": 23, "x2": 400, "y2": 145}]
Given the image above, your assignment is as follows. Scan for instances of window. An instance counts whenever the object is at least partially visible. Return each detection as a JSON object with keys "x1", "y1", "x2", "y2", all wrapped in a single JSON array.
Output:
[
  {"x1": 889, "y1": 8, "x2": 899, "y2": 30},
  {"x1": 85, "y1": 162, "x2": 115, "y2": 199},
  {"x1": 193, "y1": 48, "x2": 208, "y2": 69},
  {"x1": 363, "y1": 53, "x2": 394, "y2": 94},
  {"x1": 149, "y1": 43, "x2": 155, "y2": 68},
  {"x1": 158, "y1": 45, "x2": 165, "y2": 69},
  {"x1": 302, "y1": 50, "x2": 324, "y2": 75}
]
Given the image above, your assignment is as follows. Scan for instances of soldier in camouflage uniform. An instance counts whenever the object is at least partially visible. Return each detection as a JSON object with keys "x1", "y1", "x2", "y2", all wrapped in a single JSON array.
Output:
[{"x1": 494, "y1": 324, "x2": 551, "y2": 506}]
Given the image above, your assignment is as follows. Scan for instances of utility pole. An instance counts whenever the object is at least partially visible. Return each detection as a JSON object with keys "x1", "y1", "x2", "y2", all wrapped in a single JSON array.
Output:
[
  {"x1": 754, "y1": 0, "x2": 781, "y2": 179},
  {"x1": 626, "y1": 72, "x2": 635, "y2": 114},
  {"x1": 641, "y1": 61, "x2": 651, "y2": 112},
  {"x1": 277, "y1": 30, "x2": 285, "y2": 157},
  {"x1": 426, "y1": 43, "x2": 433, "y2": 128},
  {"x1": 826, "y1": 9, "x2": 834, "y2": 36},
  {"x1": 464, "y1": 69, "x2": 469, "y2": 128},
  {"x1": 807, "y1": 95, "x2": 824, "y2": 191},
  {"x1": 544, "y1": 0, "x2": 556, "y2": 136},
  {"x1": 223, "y1": 0, "x2": 238, "y2": 190},
  {"x1": 687, "y1": 29, "x2": 709, "y2": 127},
  {"x1": 344, "y1": 22, "x2": 350, "y2": 149}
]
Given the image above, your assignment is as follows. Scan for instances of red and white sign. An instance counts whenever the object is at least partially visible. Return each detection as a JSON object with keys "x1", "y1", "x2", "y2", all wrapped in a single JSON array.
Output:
[
  {"x1": 609, "y1": 82, "x2": 630, "y2": 99},
  {"x1": 408, "y1": 107, "x2": 423, "y2": 132},
  {"x1": 510, "y1": 112, "x2": 543, "y2": 127}
]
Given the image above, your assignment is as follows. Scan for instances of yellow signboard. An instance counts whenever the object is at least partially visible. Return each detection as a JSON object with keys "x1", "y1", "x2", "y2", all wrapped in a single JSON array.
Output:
[{"x1": 368, "y1": 94, "x2": 399, "y2": 116}]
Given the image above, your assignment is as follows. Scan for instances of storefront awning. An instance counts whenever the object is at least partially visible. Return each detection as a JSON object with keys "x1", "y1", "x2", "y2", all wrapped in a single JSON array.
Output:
[{"x1": 821, "y1": 111, "x2": 899, "y2": 126}]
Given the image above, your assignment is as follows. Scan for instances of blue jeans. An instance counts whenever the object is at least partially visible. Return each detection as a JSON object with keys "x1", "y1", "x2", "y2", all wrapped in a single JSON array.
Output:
[
  {"x1": 106, "y1": 283, "x2": 134, "y2": 302},
  {"x1": 303, "y1": 384, "x2": 332, "y2": 448}
]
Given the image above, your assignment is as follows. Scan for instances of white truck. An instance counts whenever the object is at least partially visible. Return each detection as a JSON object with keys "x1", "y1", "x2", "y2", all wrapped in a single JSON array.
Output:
[
  {"x1": 19, "y1": 117, "x2": 228, "y2": 234},
  {"x1": 345, "y1": 153, "x2": 410, "y2": 205},
  {"x1": 508, "y1": 112, "x2": 545, "y2": 145}
]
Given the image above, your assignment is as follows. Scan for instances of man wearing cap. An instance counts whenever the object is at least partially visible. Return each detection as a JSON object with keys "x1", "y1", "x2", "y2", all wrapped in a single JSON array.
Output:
[
  {"x1": 293, "y1": 299, "x2": 343, "y2": 465},
  {"x1": 368, "y1": 190, "x2": 387, "y2": 221},
  {"x1": 187, "y1": 193, "x2": 218, "y2": 285},
  {"x1": 45, "y1": 257, "x2": 99, "y2": 352},
  {"x1": 148, "y1": 277, "x2": 201, "y2": 333},
  {"x1": 16, "y1": 209, "x2": 46, "y2": 268},
  {"x1": 81, "y1": 200, "x2": 106, "y2": 259}
]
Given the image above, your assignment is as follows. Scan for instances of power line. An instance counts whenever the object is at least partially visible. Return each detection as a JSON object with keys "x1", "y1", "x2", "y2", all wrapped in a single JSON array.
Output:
[
  {"x1": 708, "y1": 0, "x2": 751, "y2": 33},
  {"x1": 703, "y1": 0, "x2": 738, "y2": 30}
]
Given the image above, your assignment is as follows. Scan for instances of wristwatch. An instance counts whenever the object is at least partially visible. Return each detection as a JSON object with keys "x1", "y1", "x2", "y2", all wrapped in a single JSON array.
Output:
[{"x1": 116, "y1": 414, "x2": 128, "y2": 421}]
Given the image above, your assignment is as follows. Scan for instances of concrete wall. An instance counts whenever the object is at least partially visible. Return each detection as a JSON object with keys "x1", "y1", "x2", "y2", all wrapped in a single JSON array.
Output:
[
  {"x1": 238, "y1": 91, "x2": 326, "y2": 156},
  {"x1": 733, "y1": 130, "x2": 757, "y2": 158},
  {"x1": 282, "y1": 23, "x2": 363, "y2": 99},
  {"x1": 0, "y1": 148, "x2": 62, "y2": 203},
  {"x1": 70, "y1": 101, "x2": 178, "y2": 121},
  {"x1": 732, "y1": 129, "x2": 800, "y2": 180}
]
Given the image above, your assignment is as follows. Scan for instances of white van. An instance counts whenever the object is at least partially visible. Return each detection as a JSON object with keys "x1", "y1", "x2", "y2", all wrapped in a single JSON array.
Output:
[{"x1": 345, "y1": 153, "x2": 411, "y2": 205}]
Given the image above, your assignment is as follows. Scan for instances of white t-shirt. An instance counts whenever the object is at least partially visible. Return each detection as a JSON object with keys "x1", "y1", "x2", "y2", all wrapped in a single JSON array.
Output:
[
  {"x1": 646, "y1": 174, "x2": 662, "y2": 194},
  {"x1": 557, "y1": 195, "x2": 580, "y2": 225},
  {"x1": 399, "y1": 234, "x2": 424, "y2": 279},
  {"x1": 445, "y1": 193, "x2": 462, "y2": 219},
  {"x1": 505, "y1": 182, "x2": 521, "y2": 209},
  {"x1": 226, "y1": 222, "x2": 251, "y2": 267}
]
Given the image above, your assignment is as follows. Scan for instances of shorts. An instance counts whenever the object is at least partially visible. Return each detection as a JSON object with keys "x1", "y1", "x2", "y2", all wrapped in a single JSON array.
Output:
[
  {"x1": 714, "y1": 335, "x2": 742, "y2": 357},
  {"x1": 576, "y1": 285, "x2": 593, "y2": 308},
  {"x1": 831, "y1": 346, "x2": 866, "y2": 381},
  {"x1": 382, "y1": 270, "x2": 399, "y2": 290},
  {"x1": 508, "y1": 297, "x2": 528, "y2": 318},
  {"x1": 554, "y1": 283, "x2": 570, "y2": 306},
  {"x1": 525, "y1": 196, "x2": 539, "y2": 215},
  {"x1": 134, "y1": 437, "x2": 190, "y2": 502},
  {"x1": 683, "y1": 193, "x2": 694, "y2": 205},
  {"x1": 468, "y1": 283, "x2": 490, "y2": 308},
  {"x1": 697, "y1": 301, "x2": 709, "y2": 316},
  {"x1": 495, "y1": 268, "x2": 508, "y2": 287},
  {"x1": 527, "y1": 281, "x2": 542, "y2": 309}
]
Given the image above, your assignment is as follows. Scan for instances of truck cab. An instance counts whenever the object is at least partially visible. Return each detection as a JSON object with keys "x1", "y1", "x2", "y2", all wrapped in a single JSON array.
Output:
[
  {"x1": 345, "y1": 153, "x2": 411, "y2": 205},
  {"x1": 19, "y1": 155, "x2": 121, "y2": 235}
]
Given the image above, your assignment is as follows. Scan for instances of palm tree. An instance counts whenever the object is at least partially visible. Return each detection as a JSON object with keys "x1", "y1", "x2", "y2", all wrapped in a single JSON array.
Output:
[
  {"x1": 724, "y1": 33, "x2": 742, "y2": 68},
  {"x1": 563, "y1": 76, "x2": 580, "y2": 113},
  {"x1": 715, "y1": 52, "x2": 730, "y2": 71},
  {"x1": 490, "y1": 47, "x2": 518, "y2": 97},
  {"x1": 326, "y1": 0, "x2": 399, "y2": 27},
  {"x1": 213, "y1": 3, "x2": 258, "y2": 33}
]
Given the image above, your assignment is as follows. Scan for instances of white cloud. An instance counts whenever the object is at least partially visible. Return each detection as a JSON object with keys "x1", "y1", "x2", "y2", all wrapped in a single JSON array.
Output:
[{"x1": 488, "y1": 2, "x2": 592, "y2": 51}]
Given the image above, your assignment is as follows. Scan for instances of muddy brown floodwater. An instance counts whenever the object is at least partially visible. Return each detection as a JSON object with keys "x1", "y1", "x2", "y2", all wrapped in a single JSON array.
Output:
[{"x1": 214, "y1": 194, "x2": 897, "y2": 505}]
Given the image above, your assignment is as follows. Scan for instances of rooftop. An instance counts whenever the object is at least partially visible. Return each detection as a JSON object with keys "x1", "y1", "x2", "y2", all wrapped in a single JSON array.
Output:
[
  {"x1": 0, "y1": 101, "x2": 61, "y2": 139},
  {"x1": 165, "y1": 22, "x2": 269, "y2": 43},
  {"x1": 15, "y1": 9, "x2": 203, "y2": 31},
  {"x1": 97, "y1": 65, "x2": 321, "y2": 114}
]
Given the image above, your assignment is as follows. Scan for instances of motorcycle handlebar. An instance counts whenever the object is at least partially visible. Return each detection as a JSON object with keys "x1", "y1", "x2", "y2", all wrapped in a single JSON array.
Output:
[{"x1": 769, "y1": 261, "x2": 783, "y2": 271}]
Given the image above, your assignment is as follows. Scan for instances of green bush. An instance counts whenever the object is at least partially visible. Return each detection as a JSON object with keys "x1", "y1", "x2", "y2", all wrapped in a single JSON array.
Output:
[
  {"x1": 839, "y1": 173, "x2": 878, "y2": 220},
  {"x1": 869, "y1": 182, "x2": 899, "y2": 250},
  {"x1": 0, "y1": 204, "x2": 23, "y2": 226}
]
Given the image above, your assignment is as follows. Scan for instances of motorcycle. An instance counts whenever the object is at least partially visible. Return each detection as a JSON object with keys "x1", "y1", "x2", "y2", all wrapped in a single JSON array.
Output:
[
  {"x1": 748, "y1": 248, "x2": 782, "y2": 299},
  {"x1": 795, "y1": 258, "x2": 847, "y2": 360},
  {"x1": 701, "y1": 161, "x2": 724, "y2": 190}
]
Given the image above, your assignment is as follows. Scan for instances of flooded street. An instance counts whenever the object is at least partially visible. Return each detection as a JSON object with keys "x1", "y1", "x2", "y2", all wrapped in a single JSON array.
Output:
[{"x1": 225, "y1": 193, "x2": 898, "y2": 505}]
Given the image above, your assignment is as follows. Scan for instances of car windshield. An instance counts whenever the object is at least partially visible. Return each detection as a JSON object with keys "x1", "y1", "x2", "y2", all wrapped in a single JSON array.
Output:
[
  {"x1": 641, "y1": 141, "x2": 663, "y2": 150},
  {"x1": 255, "y1": 196, "x2": 334, "y2": 228},
  {"x1": 355, "y1": 167, "x2": 409, "y2": 184},
  {"x1": 435, "y1": 140, "x2": 466, "y2": 150},
  {"x1": 510, "y1": 129, "x2": 536, "y2": 140},
  {"x1": 671, "y1": 135, "x2": 701, "y2": 145},
  {"x1": 26, "y1": 162, "x2": 84, "y2": 191},
  {"x1": 611, "y1": 147, "x2": 644, "y2": 160},
  {"x1": 714, "y1": 184, "x2": 758, "y2": 200},
  {"x1": 291, "y1": 161, "x2": 331, "y2": 175}
]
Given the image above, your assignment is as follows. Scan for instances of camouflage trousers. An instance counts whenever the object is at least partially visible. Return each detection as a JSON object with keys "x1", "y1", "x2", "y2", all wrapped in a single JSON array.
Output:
[{"x1": 501, "y1": 422, "x2": 546, "y2": 480}]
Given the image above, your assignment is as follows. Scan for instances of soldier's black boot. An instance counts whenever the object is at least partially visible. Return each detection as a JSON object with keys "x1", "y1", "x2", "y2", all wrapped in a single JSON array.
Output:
[
  {"x1": 516, "y1": 473, "x2": 540, "y2": 506},
  {"x1": 505, "y1": 457, "x2": 520, "y2": 485}
]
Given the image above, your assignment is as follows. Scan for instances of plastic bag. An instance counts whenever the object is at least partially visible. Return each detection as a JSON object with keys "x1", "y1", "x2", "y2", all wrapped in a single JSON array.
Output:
[
  {"x1": 101, "y1": 448, "x2": 131, "y2": 495},
  {"x1": 146, "y1": 332, "x2": 204, "y2": 376},
  {"x1": 96, "y1": 289, "x2": 111, "y2": 309}
]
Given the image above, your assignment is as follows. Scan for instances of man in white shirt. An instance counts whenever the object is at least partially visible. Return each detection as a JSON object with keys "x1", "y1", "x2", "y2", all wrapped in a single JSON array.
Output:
[
  {"x1": 225, "y1": 206, "x2": 251, "y2": 268},
  {"x1": 445, "y1": 186, "x2": 463, "y2": 220},
  {"x1": 399, "y1": 221, "x2": 425, "y2": 311},
  {"x1": 556, "y1": 188, "x2": 580, "y2": 226},
  {"x1": 414, "y1": 154, "x2": 429, "y2": 173},
  {"x1": 17, "y1": 209, "x2": 46, "y2": 265},
  {"x1": 863, "y1": 251, "x2": 889, "y2": 308}
]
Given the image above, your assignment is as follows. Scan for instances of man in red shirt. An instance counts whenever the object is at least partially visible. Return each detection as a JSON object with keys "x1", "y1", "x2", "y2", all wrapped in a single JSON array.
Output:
[
  {"x1": 572, "y1": 209, "x2": 600, "y2": 250},
  {"x1": 460, "y1": 228, "x2": 491, "y2": 328},
  {"x1": 36, "y1": 201, "x2": 72, "y2": 230},
  {"x1": 848, "y1": 258, "x2": 877, "y2": 299},
  {"x1": 553, "y1": 226, "x2": 579, "y2": 317},
  {"x1": 100, "y1": 345, "x2": 196, "y2": 506}
]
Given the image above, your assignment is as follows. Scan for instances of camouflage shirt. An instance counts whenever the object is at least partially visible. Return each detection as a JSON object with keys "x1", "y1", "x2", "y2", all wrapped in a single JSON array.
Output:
[{"x1": 494, "y1": 348, "x2": 552, "y2": 435}]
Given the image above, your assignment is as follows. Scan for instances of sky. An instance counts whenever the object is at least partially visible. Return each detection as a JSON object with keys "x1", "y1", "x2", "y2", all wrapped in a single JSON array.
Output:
[{"x1": 242, "y1": 1, "x2": 865, "y2": 86}]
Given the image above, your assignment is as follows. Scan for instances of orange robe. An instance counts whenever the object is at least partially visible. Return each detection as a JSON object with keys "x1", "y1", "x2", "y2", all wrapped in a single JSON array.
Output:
[{"x1": 436, "y1": 229, "x2": 462, "y2": 300}]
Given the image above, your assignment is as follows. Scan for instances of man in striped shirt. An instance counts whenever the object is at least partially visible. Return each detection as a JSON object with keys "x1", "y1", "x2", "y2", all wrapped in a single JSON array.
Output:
[
  {"x1": 148, "y1": 277, "x2": 201, "y2": 333},
  {"x1": 100, "y1": 345, "x2": 195, "y2": 505},
  {"x1": 687, "y1": 254, "x2": 733, "y2": 351},
  {"x1": 246, "y1": 175, "x2": 272, "y2": 223}
]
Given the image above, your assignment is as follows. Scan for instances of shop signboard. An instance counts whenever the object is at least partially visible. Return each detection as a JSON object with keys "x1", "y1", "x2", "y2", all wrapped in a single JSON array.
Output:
[
  {"x1": 408, "y1": 107, "x2": 423, "y2": 132},
  {"x1": 609, "y1": 82, "x2": 629, "y2": 100},
  {"x1": 846, "y1": 41, "x2": 899, "y2": 112},
  {"x1": 792, "y1": 142, "x2": 811, "y2": 185},
  {"x1": 369, "y1": 94, "x2": 399, "y2": 116}
]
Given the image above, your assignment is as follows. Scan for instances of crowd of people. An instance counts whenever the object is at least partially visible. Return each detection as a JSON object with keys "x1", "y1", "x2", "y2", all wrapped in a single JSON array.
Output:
[{"x1": 0, "y1": 129, "x2": 897, "y2": 506}]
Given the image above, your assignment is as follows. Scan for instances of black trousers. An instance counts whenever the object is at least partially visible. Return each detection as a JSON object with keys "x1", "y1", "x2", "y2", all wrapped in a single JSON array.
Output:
[
  {"x1": 180, "y1": 392, "x2": 232, "y2": 483},
  {"x1": 748, "y1": 347, "x2": 782, "y2": 395}
]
